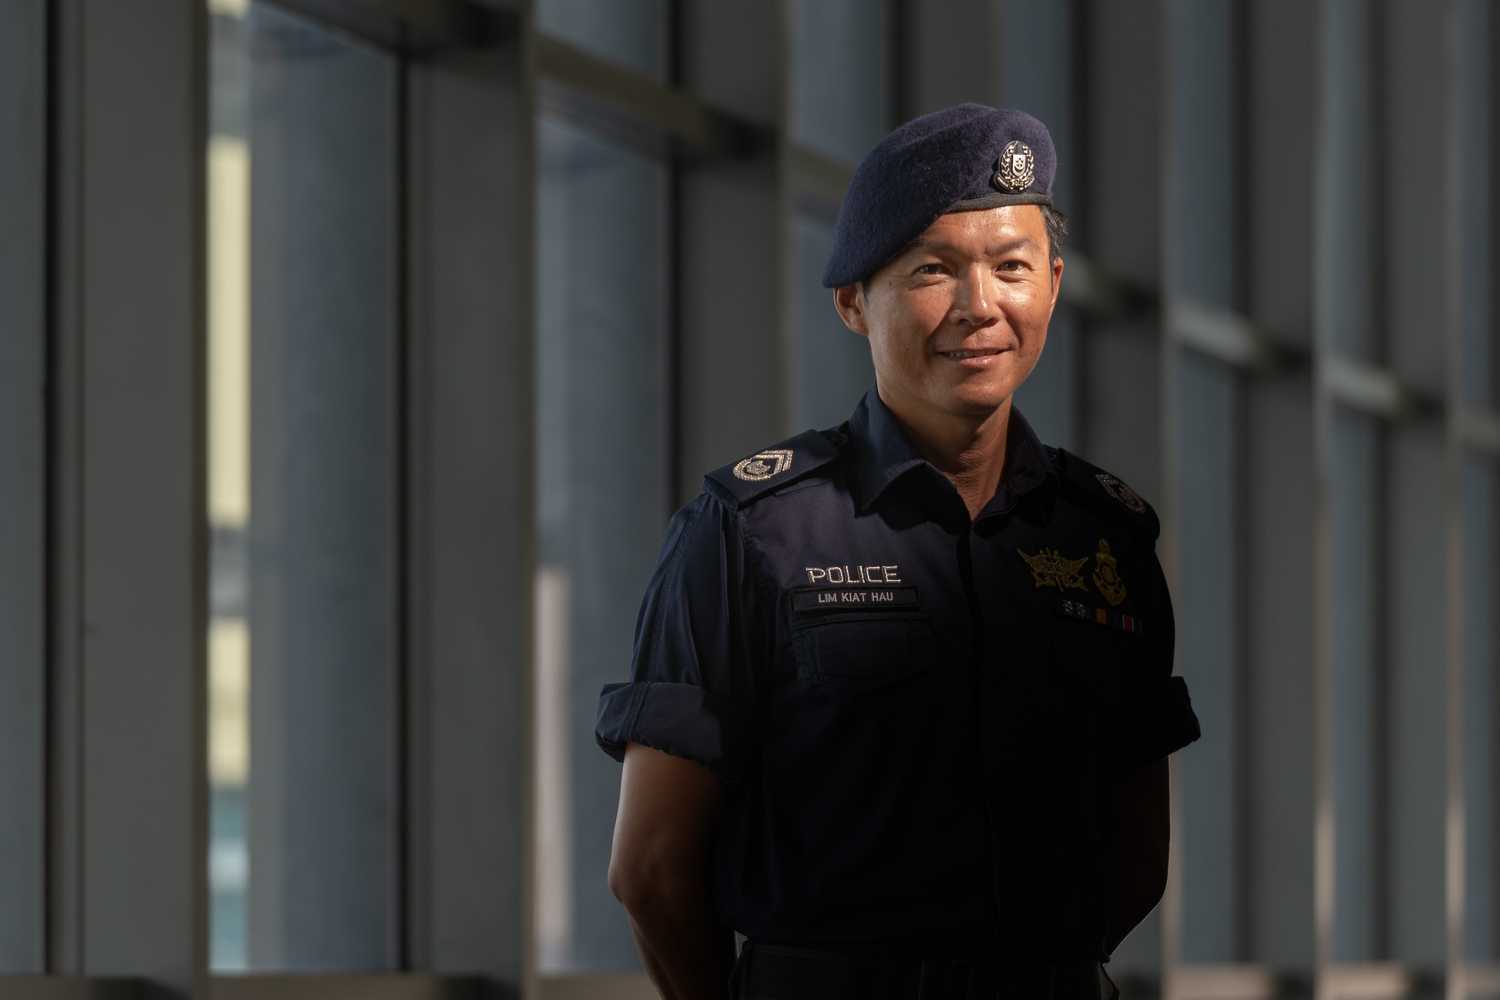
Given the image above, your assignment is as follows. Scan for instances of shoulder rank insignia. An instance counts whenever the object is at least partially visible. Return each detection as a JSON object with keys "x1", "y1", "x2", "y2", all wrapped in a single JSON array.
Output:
[
  {"x1": 733, "y1": 449, "x2": 793, "y2": 482},
  {"x1": 1091, "y1": 538, "x2": 1128, "y2": 606},
  {"x1": 1017, "y1": 547, "x2": 1090, "y2": 592},
  {"x1": 705, "y1": 427, "x2": 846, "y2": 510},
  {"x1": 1094, "y1": 471, "x2": 1147, "y2": 514}
]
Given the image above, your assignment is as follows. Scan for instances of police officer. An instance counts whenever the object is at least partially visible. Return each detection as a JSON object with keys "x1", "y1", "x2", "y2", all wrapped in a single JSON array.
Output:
[{"x1": 596, "y1": 103, "x2": 1202, "y2": 1000}]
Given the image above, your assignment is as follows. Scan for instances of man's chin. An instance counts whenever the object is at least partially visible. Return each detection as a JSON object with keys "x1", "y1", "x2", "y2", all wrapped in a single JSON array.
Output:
[{"x1": 937, "y1": 381, "x2": 1014, "y2": 417}]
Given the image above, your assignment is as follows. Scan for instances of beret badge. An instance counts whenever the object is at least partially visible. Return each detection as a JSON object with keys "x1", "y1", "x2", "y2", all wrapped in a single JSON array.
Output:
[{"x1": 993, "y1": 139, "x2": 1036, "y2": 193}]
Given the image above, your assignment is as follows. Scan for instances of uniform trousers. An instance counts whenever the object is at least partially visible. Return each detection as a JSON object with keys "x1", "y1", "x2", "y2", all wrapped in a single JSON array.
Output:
[{"x1": 727, "y1": 938, "x2": 1120, "y2": 1000}]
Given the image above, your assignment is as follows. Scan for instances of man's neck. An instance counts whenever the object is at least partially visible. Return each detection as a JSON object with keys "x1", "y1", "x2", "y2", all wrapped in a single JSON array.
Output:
[{"x1": 877, "y1": 384, "x2": 1011, "y2": 520}]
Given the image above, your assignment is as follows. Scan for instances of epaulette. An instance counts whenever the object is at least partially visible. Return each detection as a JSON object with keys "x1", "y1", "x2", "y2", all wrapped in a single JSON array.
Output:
[
  {"x1": 1052, "y1": 445, "x2": 1161, "y2": 541},
  {"x1": 704, "y1": 426, "x2": 847, "y2": 510}
]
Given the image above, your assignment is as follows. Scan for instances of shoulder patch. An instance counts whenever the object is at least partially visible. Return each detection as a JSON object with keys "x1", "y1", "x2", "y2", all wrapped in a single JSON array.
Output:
[
  {"x1": 704, "y1": 427, "x2": 846, "y2": 510},
  {"x1": 1053, "y1": 446, "x2": 1160, "y2": 541}
]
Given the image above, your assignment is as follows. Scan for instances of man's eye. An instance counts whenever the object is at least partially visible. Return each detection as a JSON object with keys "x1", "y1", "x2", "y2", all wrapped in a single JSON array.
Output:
[
  {"x1": 915, "y1": 263, "x2": 945, "y2": 275},
  {"x1": 998, "y1": 260, "x2": 1026, "y2": 272}
]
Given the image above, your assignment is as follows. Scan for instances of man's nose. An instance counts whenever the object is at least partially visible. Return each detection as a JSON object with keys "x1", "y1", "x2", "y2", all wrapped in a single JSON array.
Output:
[{"x1": 948, "y1": 265, "x2": 1000, "y2": 326}]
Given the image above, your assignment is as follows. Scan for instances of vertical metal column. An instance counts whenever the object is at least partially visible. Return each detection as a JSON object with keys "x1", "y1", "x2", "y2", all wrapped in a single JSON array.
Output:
[
  {"x1": 404, "y1": 29, "x2": 537, "y2": 994},
  {"x1": 1315, "y1": 0, "x2": 1387, "y2": 980},
  {"x1": 50, "y1": 0, "x2": 209, "y2": 993},
  {"x1": 0, "y1": 0, "x2": 47, "y2": 974},
  {"x1": 1162, "y1": 0, "x2": 1246, "y2": 968},
  {"x1": 244, "y1": 3, "x2": 401, "y2": 969}
]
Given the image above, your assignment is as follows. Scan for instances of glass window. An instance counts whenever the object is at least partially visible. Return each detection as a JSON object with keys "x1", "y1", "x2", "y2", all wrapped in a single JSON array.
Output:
[
  {"x1": 208, "y1": 0, "x2": 400, "y2": 971},
  {"x1": 0, "y1": 0, "x2": 46, "y2": 973},
  {"x1": 535, "y1": 0, "x2": 668, "y2": 81},
  {"x1": 789, "y1": 0, "x2": 889, "y2": 163},
  {"x1": 535, "y1": 115, "x2": 668, "y2": 973}
]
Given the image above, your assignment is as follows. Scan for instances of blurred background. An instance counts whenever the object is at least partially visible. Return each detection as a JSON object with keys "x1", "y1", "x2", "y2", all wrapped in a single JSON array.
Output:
[{"x1": 1, "y1": 0, "x2": 1497, "y2": 998}]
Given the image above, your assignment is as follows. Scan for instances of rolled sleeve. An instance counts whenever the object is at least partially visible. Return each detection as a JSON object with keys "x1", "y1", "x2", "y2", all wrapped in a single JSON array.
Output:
[
  {"x1": 1104, "y1": 544, "x2": 1202, "y2": 779},
  {"x1": 594, "y1": 491, "x2": 760, "y2": 788}
]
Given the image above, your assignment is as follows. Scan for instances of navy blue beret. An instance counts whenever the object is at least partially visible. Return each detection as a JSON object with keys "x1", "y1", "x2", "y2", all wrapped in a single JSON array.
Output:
[{"x1": 822, "y1": 103, "x2": 1057, "y2": 287}]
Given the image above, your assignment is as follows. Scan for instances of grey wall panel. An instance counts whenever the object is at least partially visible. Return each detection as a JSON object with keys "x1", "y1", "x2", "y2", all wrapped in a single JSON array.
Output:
[
  {"x1": 1247, "y1": 0, "x2": 1316, "y2": 349},
  {"x1": 681, "y1": 0, "x2": 778, "y2": 128},
  {"x1": 1165, "y1": 0, "x2": 1238, "y2": 308},
  {"x1": 896, "y1": 0, "x2": 996, "y2": 119},
  {"x1": 1246, "y1": 376, "x2": 1317, "y2": 968},
  {"x1": 678, "y1": 159, "x2": 783, "y2": 501},
  {"x1": 52, "y1": 0, "x2": 208, "y2": 990},
  {"x1": 1015, "y1": 311, "x2": 1078, "y2": 452},
  {"x1": 1385, "y1": 426, "x2": 1447, "y2": 964},
  {"x1": 1383, "y1": 0, "x2": 1448, "y2": 397},
  {"x1": 788, "y1": 0, "x2": 889, "y2": 164},
  {"x1": 535, "y1": 0, "x2": 666, "y2": 80},
  {"x1": 1085, "y1": 0, "x2": 1162, "y2": 288},
  {"x1": 1082, "y1": 328, "x2": 1162, "y2": 510},
  {"x1": 1452, "y1": 0, "x2": 1493, "y2": 412},
  {"x1": 1462, "y1": 458, "x2": 1499, "y2": 961},
  {"x1": 1165, "y1": 0, "x2": 1245, "y2": 964},
  {"x1": 0, "y1": 0, "x2": 47, "y2": 975},
  {"x1": 1327, "y1": 406, "x2": 1384, "y2": 961},
  {"x1": 407, "y1": 46, "x2": 532, "y2": 986},
  {"x1": 1174, "y1": 352, "x2": 1241, "y2": 963},
  {"x1": 1318, "y1": 0, "x2": 1381, "y2": 365}
]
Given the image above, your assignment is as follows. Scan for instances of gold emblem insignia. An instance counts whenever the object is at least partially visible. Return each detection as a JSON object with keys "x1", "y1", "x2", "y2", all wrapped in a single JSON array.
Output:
[
  {"x1": 994, "y1": 140, "x2": 1035, "y2": 193},
  {"x1": 1017, "y1": 547, "x2": 1090, "y2": 592},
  {"x1": 1091, "y1": 538, "x2": 1128, "y2": 606},
  {"x1": 1094, "y1": 472, "x2": 1147, "y2": 514},
  {"x1": 732, "y1": 448, "x2": 793, "y2": 482}
]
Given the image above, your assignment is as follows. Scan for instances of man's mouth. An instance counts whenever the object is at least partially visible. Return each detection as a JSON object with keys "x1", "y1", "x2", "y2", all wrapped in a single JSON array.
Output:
[{"x1": 938, "y1": 347, "x2": 1007, "y2": 360}]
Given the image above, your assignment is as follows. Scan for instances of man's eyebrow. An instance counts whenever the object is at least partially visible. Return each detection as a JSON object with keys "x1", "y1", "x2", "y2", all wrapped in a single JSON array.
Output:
[{"x1": 904, "y1": 236, "x2": 1039, "y2": 257}]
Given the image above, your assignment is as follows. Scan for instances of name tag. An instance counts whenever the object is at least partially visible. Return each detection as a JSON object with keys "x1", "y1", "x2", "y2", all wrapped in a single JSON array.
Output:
[{"x1": 792, "y1": 587, "x2": 919, "y2": 612}]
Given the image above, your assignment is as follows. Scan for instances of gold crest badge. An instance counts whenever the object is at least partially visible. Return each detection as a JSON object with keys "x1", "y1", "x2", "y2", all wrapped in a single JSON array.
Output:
[
  {"x1": 1094, "y1": 472, "x2": 1147, "y2": 514},
  {"x1": 1091, "y1": 538, "x2": 1128, "y2": 606},
  {"x1": 1017, "y1": 547, "x2": 1090, "y2": 592},
  {"x1": 733, "y1": 449, "x2": 793, "y2": 482}
]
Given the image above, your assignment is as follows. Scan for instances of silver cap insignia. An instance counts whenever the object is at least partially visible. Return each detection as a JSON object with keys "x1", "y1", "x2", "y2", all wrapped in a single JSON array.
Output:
[{"x1": 993, "y1": 140, "x2": 1035, "y2": 193}]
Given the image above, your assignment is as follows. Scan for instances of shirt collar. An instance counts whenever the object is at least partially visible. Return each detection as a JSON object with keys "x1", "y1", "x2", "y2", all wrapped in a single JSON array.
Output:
[{"x1": 846, "y1": 387, "x2": 1055, "y2": 516}]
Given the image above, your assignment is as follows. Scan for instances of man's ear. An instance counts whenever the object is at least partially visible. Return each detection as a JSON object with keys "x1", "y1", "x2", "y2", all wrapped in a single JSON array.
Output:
[
  {"x1": 1048, "y1": 257, "x2": 1064, "y2": 313},
  {"x1": 833, "y1": 283, "x2": 870, "y2": 338}
]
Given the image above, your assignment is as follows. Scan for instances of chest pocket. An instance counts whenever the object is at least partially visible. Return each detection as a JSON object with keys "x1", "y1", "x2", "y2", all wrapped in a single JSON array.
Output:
[
  {"x1": 791, "y1": 614, "x2": 935, "y2": 694},
  {"x1": 1050, "y1": 613, "x2": 1142, "y2": 704}
]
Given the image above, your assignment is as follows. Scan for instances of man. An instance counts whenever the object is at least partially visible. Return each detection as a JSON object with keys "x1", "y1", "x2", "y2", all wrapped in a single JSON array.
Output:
[{"x1": 595, "y1": 104, "x2": 1202, "y2": 1000}]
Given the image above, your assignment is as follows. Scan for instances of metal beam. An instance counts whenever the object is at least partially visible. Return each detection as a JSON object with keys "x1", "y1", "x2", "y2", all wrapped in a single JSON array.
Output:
[
  {"x1": 261, "y1": 0, "x2": 507, "y2": 54},
  {"x1": 534, "y1": 34, "x2": 767, "y2": 162}
]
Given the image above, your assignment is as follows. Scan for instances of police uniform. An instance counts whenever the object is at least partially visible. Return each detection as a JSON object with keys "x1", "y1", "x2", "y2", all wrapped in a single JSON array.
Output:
[{"x1": 595, "y1": 104, "x2": 1202, "y2": 1000}]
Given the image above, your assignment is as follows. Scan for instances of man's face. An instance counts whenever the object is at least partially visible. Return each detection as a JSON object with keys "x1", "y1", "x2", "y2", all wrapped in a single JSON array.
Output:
[{"x1": 833, "y1": 204, "x2": 1063, "y2": 423}]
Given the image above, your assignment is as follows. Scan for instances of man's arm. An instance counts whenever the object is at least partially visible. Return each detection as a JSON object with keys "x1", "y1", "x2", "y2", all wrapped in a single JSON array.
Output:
[
  {"x1": 1100, "y1": 756, "x2": 1169, "y2": 957},
  {"x1": 608, "y1": 742, "x2": 733, "y2": 1000}
]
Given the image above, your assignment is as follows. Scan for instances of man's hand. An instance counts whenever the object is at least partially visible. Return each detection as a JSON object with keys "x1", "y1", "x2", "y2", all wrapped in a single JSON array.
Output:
[
  {"x1": 1101, "y1": 756, "x2": 1170, "y2": 957},
  {"x1": 609, "y1": 742, "x2": 733, "y2": 1000}
]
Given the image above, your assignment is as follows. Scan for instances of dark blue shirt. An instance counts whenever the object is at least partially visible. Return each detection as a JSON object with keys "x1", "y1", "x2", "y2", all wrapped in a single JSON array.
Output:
[{"x1": 595, "y1": 388, "x2": 1200, "y2": 960}]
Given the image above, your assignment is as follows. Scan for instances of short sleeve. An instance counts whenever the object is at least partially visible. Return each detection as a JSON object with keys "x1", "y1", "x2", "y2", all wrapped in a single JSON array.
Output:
[
  {"x1": 1102, "y1": 544, "x2": 1202, "y2": 779},
  {"x1": 594, "y1": 490, "x2": 760, "y2": 789}
]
